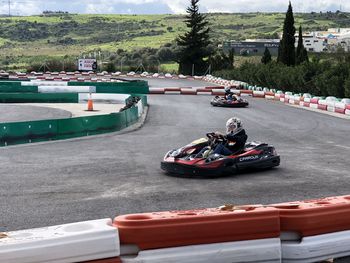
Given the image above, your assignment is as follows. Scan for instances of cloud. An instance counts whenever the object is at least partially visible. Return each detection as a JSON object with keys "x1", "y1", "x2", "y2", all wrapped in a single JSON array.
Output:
[{"x1": 1, "y1": 0, "x2": 349, "y2": 16}]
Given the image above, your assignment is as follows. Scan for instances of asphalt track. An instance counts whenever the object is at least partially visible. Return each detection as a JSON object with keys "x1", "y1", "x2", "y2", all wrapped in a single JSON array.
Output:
[
  {"x1": 0, "y1": 104, "x2": 71, "y2": 122},
  {"x1": 1, "y1": 78, "x2": 349, "y2": 231}
]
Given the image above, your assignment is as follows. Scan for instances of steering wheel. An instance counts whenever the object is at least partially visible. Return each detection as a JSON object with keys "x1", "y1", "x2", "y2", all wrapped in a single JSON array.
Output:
[{"x1": 206, "y1": 132, "x2": 225, "y2": 147}]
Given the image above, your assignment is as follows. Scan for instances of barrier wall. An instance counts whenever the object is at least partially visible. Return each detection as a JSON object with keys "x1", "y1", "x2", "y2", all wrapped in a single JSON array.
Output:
[
  {"x1": 0, "y1": 80, "x2": 149, "y2": 94},
  {"x1": 69, "y1": 81, "x2": 149, "y2": 94},
  {"x1": 3, "y1": 195, "x2": 350, "y2": 262},
  {"x1": 0, "y1": 95, "x2": 147, "y2": 146}
]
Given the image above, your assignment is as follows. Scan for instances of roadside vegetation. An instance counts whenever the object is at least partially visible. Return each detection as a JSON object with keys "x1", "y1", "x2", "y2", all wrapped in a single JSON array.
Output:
[{"x1": 214, "y1": 3, "x2": 350, "y2": 98}]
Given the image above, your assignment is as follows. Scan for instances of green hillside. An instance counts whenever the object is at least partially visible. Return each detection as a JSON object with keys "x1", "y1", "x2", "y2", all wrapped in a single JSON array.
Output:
[{"x1": 1, "y1": 12, "x2": 350, "y2": 70}]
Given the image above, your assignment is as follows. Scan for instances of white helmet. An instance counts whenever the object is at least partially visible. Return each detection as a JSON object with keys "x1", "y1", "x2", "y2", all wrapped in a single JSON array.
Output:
[
  {"x1": 224, "y1": 86, "x2": 231, "y2": 92},
  {"x1": 226, "y1": 117, "x2": 242, "y2": 133}
]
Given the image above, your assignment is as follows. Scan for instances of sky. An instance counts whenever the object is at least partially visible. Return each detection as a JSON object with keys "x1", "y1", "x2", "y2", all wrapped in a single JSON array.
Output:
[{"x1": 0, "y1": 0, "x2": 348, "y2": 16}]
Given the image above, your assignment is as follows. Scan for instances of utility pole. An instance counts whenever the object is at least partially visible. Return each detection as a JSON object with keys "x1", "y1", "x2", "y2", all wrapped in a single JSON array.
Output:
[{"x1": 8, "y1": 0, "x2": 11, "y2": 17}]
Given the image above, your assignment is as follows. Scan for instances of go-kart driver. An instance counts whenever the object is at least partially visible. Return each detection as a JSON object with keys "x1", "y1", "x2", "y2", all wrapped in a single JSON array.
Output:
[
  {"x1": 198, "y1": 117, "x2": 247, "y2": 157},
  {"x1": 213, "y1": 117, "x2": 247, "y2": 155},
  {"x1": 224, "y1": 87, "x2": 238, "y2": 101}
]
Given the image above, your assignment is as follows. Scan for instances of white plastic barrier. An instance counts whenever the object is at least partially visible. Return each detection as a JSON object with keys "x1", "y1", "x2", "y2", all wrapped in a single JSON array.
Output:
[
  {"x1": 335, "y1": 102, "x2": 346, "y2": 110},
  {"x1": 310, "y1": 103, "x2": 319, "y2": 109},
  {"x1": 121, "y1": 238, "x2": 281, "y2": 263},
  {"x1": 0, "y1": 219, "x2": 120, "y2": 263},
  {"x1": 38, "y1": 86, "x2": 96, "y2": 93},
  {"x1": 325, "y1": 97, "x2": 338, "y2": 112},
  {"x1": 22, "y1": 81, "x2": 68, "y2": 86},
  {"x1": 300, "y1": 97, "x2": 311, "y2": 107},
  {"x1": 252, "y1": 90, "x2": 265, "y2": 98},
  {"x1": 265, "y1": 94, "x2": 275, "y2": 100},
  {"x1": 137, "y1": 100, "x2": 143, "y2": 117},
  {"x1": 346, "y1": 109, "x2": 350, "y2": 115},
  {"x1": 79, "y1": 93, "x2": 130, "y2": 103},
  {"x1": 282, "y1": 230, "x2": 350, "y2": 263}
]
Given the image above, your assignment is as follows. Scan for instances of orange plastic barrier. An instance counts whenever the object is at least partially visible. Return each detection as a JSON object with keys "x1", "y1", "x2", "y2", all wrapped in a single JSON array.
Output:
[
  {"x1": 180, "y1": 89, "x2": 197, "y2": 95},
  {"x1": 240, "y1": 90, "x2": 253, "y2": 95},
  {"x1": 272, "y1": 195, "x2": 350, "y2": 237},
  {"x1": 149, "y1": 89, "x2": 165, "y2": 94},
  {"x1": 317, "y1": 104, "x2": 327, "y2": 110},
  {"x1": 310, "y1": 98, "x2": 319, "y2": 104},
  {"x1": 265, "y1": 91, "x2": 275, "y2": 96},
  {"x1": 84, "y1": 258, "x2": 122, "y2": 263},
  {"x1": 164, "y1": 87, "x2": 181, "y2": 92},
  {"x1": 114, "y1": 206, "x2": 280, "y2": 250},
  {"x1": 196, "y1": 88, "x2": 212, "y2": 93},
  {"x1": 211, "y1": 90, "x2": 226, "y2": 96}
]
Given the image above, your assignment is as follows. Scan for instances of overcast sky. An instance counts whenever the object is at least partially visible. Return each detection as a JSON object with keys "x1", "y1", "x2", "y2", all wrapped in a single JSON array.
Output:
[{"x1": 1, "y1": 0, "x2": 348, "y2": 16}]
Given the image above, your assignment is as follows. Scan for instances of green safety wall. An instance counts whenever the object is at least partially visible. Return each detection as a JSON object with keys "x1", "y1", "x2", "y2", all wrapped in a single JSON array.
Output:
[
  {"x1": 69, "y1": 80, "x2": 149, "y2": 94},
  {"x1": 0, "y1": 93, "x2": 78, "y2": 103},
  {"x1": 0, "y1": 82, "x2": 38, "y2": 93},
  {"x1": 0, "y1": 95, "x2": 146, "y2": 146}
]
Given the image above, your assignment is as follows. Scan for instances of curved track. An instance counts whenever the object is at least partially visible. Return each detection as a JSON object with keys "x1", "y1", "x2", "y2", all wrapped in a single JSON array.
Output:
[
  {"x1": 1, "y1": 79, "x2": 349, "y2": 231},
  {"x1": 0, "y1": 104, "x2": 71, "y2": 122}
]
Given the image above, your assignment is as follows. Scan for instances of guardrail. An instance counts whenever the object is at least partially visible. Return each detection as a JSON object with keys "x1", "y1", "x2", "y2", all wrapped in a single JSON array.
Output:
[{"x1": 2, "y1": 195, "x2": 350, "y2": 262}]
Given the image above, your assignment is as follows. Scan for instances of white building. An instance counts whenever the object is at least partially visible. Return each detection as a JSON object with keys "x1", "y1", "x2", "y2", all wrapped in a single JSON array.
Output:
[{"x1": 295, "y1": 33, "x2": 326, "y2": 52}]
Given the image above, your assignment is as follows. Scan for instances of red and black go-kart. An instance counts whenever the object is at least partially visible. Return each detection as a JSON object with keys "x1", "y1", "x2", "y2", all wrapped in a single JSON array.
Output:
[
  {"x1": 211, "y1": 96, "x2": 249, "y2": 108},
  {"x1": 161, "y1": 133, "x2": 280, "y2": 178}
]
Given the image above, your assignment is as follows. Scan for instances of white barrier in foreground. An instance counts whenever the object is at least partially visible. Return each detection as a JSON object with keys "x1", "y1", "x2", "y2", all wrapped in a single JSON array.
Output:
[
  {"x1": 282, "y1": 230, "x2": 350, "y2": 263},
  {"x1": 0, "y1": 219, "x2": 120, "y2": 263},
  {"x1": 78, "y1": 93, "x2": 130, "y2": 103},
  {"x1": 21, "y1": 81, "x2": 68, "y2": 86},
  {"x1": 38, "y1": 86, "x2": 96, "y2": 93},
  {"x1": 121, "y1": 238, "x2": 281, "y2": 263}
]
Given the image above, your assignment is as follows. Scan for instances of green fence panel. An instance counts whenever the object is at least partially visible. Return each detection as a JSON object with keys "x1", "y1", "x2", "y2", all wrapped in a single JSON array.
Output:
[
  {"x1": 0, "y1": 81, "x2": 23, "y2": 86},
  {"x1": 0, "y1": 93, "x2": 78, "y2": 103},
  {"x1": 57, "y1": 113, "x2": 127, "y2": 139},
  {"x1": 0, "y1": 86, "x2": 38, "y2": 93},
  {"x1": 0, "y1": 81, "x2": 38, "y2": 93},
  {"x1": 0, "y1": 119, "x2": 58, "y2": 145},
  {"x1": 124, "y1": 106, "x2": 139, "y2": 126}
]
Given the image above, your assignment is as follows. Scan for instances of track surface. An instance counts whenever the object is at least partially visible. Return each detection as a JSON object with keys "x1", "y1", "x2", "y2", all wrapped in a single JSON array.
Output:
[
  {"x1": 1, "y1": 79, "x2": 349, "y2": 231},
  {"x1": 0, "y1": 104, "x2": 71, "y2": 122}
]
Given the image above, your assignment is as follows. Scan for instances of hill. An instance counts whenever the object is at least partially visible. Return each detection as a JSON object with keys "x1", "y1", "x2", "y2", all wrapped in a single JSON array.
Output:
[{"x1": 1, "y1": 12, "x2": 350, "y2": 70}]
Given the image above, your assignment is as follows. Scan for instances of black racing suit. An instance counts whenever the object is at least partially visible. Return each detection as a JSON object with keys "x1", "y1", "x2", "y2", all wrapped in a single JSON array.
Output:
[{"x1": 214, "y1": 128, "x2": 248, "y2": 155}]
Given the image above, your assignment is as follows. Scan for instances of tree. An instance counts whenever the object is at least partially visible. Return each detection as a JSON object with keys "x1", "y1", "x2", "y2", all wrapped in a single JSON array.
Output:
[
  {"x1": 261, "y1": 47, "x2": 272, "y2": 64},
  {"x1": 228, "y1": 48, "x2": 235, "y2": 68},
  {"x1": 278, "y1": 2, "x2": 296, "y2": 66},
  {"x1": 176, "y1": 0, "x2": 211, "y2": 75},
  {"x1": 296, "y1": 25, "x2": 308, "y2": 65},
  {"x1": 345, "y1": 73, "x2": 350, "y2": 98}
]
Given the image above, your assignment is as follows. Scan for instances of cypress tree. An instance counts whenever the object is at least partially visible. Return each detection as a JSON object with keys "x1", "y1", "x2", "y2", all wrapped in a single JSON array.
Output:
[
  {"x1": 176, "y1": 0, "x2": 211, "y2": 75},
  {"x1": 261, "y1": 47, "x2": 272, "y2": 64},
  {"x1": 278, "y1": 2, "x2": 296, "y2": 66},
  {"x1": 228, "y1": 48, "x2": 235, "y2": 68},
  {"x1": 296, "y1": 25, "x2": 309, "y2": 64}
]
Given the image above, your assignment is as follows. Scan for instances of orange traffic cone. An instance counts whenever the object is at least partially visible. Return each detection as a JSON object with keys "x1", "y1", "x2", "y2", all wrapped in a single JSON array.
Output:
[{"x1": 87, "y1": 93, "x2": 94, "y2": 111}]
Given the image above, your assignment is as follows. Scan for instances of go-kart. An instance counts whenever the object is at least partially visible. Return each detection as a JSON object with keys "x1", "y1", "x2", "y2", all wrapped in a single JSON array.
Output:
[
  {"x1": 161, "y1": 133, "x2": 280, "y2": 178},
  {"x1": 211, "y1": 96, "x2": 249, "y2": 108}
]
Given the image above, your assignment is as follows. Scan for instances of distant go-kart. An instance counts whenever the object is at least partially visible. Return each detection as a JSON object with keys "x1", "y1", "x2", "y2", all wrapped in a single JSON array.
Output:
[
  {"x1": 211, "y1": 96, "x2": 249, "y2": 108},
  {"x1": 161, "y1": 132, "x2": 280, "y2": 178}
]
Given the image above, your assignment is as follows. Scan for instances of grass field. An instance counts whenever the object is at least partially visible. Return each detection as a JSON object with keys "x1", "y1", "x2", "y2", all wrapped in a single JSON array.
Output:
[{"x1": 0, "y1": 12, "x2": 349, "y2": 71}]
